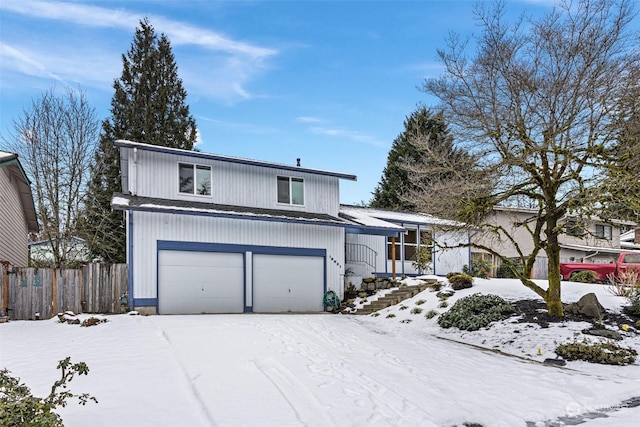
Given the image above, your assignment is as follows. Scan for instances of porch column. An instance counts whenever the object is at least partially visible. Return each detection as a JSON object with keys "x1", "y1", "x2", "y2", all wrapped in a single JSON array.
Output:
[{"x1": 391, "y1": 237, "x2": 396, "y2": 280}]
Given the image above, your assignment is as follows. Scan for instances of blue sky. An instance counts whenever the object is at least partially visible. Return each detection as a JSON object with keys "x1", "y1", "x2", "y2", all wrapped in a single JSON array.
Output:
[{"x1": 0, "y1": 0, "x2": 552, "y2": 204}]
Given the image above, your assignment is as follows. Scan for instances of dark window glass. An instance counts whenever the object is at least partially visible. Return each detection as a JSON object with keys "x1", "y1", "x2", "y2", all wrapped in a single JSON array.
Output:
[
  {"x1": 179, "y1": 163, "x2": 194, "y2": 194},
  {"x1": 277, "y1": 176, "x2": 290, "y2": 203}
]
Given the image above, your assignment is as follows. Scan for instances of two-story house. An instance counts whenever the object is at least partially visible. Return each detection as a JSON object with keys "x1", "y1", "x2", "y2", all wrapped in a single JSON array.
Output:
[
  {"x1": 112, "y1": 140, "x2": 467, "y2": 315},
  {"x1": 471, "y1": 206, "x2": 638, "y2": 279},
  {"x1": 0, "y1": 151, "x2": 38, "y2": 266}
]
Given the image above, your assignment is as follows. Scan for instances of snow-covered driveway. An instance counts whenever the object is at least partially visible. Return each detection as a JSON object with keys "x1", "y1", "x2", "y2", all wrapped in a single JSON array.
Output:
[{"x1": 1, "y1": 313, "x2": 639, "y2": 426}]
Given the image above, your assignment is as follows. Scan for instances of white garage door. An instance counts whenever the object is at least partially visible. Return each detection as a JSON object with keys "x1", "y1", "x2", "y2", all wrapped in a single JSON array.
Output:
[
  {"x1": 158, "y1": 250, "x2": 244, "y2": 314},
  {"x1": 252, "y1": 254, "x2": 324, "y2": 312}
]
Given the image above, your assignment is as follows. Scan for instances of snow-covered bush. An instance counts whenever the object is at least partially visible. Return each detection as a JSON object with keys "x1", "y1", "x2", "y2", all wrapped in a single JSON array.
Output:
[
  {"x1": 448, "y1": 273, "x2": 473, "y2": 290},
  {"x1": 0, "y1": 357, "x2": 97, "y2": 426},
  {"x1": 438, "y1": 294, "x2": 514, "y2": 331},
  {"x1": 569, "y1": 270, "x2": 597, "y2": 283},
  {"x1": 555, "y1": 339, "x2": 637, "y2": 365}
]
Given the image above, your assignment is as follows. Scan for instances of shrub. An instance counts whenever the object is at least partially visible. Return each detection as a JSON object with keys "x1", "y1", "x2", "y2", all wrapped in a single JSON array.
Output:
[
  {"x1": 411, "y1": 307, "x2": 423, "y2": 315},
  {"x1": 446, "y1": 272, "x2": 460, "y2": 279},
  {"x1": 448, "y1": 273, "x2": 473, "y2": 290},
  {"x1": 81, "y1": 317, "x2": 107, "y2": 327},
  {"x1": 438, "y1": 301, "x2": 449, "y2": 308},
  {"x1": 425, "y1": 310, "x2": 439, "y2": 319},
  {"x1": 496, "y1": 261, "x2": 524, "y2": 279},
  {"x1": 371, "y1": 313, "x2": 380, "y2": 317},
  {"x1": 569, "y1": 270, "x2": 597, "y2": 283},
  {"x1": 0, "y1": 357, "x2": 97, "y2": 426},
  {"x1": 386, "y1": 313, "x2": 396, "y2": 318},
  {"x1": 411, "y1": 246, "x2": 432, "y2": 272},
  {"x1": 555, "y1": 339, "x2": 637, "y2": 365},
  {"x1": 399, "y1": 305, "x2": 408, "y2": 310},
  {"x1": 415, "y1": 299, "x2": 426, "y2": 305},
  {"x1": 624, "y1": 285, "x2": 640, "y2": 317},
  {"x1": 462, "y1": 258, "x2": 493, "y2": 278},
  {"x1": 438, "y1": 294, "x2": 515, "y2": 331},
  {"x1": 400, "y1": 319, "x2": 412, "y2": 324}
]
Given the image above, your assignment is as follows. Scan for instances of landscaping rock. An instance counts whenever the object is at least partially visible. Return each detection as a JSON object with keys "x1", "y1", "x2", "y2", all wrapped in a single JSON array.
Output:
[
  {"x1": 437, "y1": 290, "x2": 455, "y2": 299},
  {"x1": 565, "y1": 293, "x2": 606, "y2": 319},
  {"x1": 582, "y1": 327, "x2": 622, "y2": 341}
]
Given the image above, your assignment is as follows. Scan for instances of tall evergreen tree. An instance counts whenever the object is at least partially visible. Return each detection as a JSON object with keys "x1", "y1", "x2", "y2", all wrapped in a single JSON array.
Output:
[
  {"x1": 81, "y1": 19, "x2": 197, "y2": 263},
  {"x1": 370, "y1": 106, "x2": 467, "y2": 211}
]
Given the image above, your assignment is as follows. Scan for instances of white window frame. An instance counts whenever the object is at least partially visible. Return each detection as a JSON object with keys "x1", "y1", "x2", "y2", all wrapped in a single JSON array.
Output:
[
  {"x1": 277, "y1": 176, "x2": 304, "y2": 206},
  {"x1": 595, "y1": 224, "x2": 612, "y2": 240},
  {"x1": 178, "y1": 162, "x2": 212, "y2": 196}
]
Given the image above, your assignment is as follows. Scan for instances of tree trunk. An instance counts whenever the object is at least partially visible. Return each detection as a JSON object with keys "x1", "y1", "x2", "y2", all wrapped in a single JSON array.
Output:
[{"x1": 545, "y1": 231, "x2": 564, "y2": 317}]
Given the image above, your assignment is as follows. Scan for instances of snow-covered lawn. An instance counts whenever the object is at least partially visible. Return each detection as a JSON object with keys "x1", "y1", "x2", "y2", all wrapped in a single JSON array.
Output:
[{"x1": 1, "y1": 278, "x2": 639, "y2": 426}]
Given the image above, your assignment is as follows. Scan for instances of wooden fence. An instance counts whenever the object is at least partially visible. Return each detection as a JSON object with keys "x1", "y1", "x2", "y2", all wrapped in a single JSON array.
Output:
[{"x1": 0, "y1": 263, "x2": 128, "y2": 320}]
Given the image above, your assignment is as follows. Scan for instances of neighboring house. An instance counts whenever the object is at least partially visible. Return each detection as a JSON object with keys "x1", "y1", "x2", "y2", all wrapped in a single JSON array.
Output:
[
  {"x1": 472, "y1": 206, "x2": 637, "y2": 279},
  {"x1": 620, "y1": 229, "x2": 640, "y2": 251},
  {"x1": 340, "y1": 205, "x2": 469, "y2": 280},
  {"x1": 111, "y1": 140, "x2": 466, "y2": 315},
  {"x1": 0, "y1": 151, "x2": 38, "y2": 266},
  {"x1": 29, "y1": 237, "x2": 92, "y2": 267}
]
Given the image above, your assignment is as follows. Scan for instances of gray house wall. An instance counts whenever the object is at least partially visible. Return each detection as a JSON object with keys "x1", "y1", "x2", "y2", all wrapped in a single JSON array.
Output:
[
  {"x1": 122, "y1": 148, "x2": 341, "y2": 216},
  {"x1": 0, "y1": 167, "x2": 29, "y2": 266},
  {"x1": 130, "y1": 211, "x2": 345, "y2": 306}
]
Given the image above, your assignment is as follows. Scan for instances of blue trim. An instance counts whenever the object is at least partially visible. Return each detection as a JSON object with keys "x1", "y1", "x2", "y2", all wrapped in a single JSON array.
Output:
[
  {"x1": 156, "y1": 241, "x2": 327, "y2": 313},
  {"x1": 127, "y1": 211, "x2": 134, "y2": 310},
  {"x1": 133, "y1": 298, "x2": 157, "y2": 306},
  {"x1": 345, "y1": 225, "x2": 402, "y2": 237},
  {"x1": 243, "y1": 252, "x2": 250, "y2": 313},
  {"x1": 157, "y1": 240, "x2": 325, "y2": 257},
  {"x1": 115, "y1": 140, "x2": 357, "y2": 181}
]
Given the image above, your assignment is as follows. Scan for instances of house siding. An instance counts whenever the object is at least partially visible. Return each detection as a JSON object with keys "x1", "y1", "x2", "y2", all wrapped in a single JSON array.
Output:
[
  {"x1": 0, "y1": 168, "x2": 29, "y2": 266},
  {"x1": 130, "y1": 211, "x2": 345, "y2": 301},
  {"x1": 124, "y1": 149, "x2": 341, "y2": 216}
]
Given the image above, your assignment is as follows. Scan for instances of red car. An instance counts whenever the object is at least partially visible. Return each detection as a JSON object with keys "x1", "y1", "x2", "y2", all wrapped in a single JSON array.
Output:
[{"x1": 560, "y1": 252, "x2": 640, "y2": 282}]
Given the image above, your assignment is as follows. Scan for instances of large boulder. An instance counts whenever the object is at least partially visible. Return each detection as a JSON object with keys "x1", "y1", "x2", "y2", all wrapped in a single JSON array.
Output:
[{"x1": 565, "y1": 293, "x2": 606, "y2": 319}]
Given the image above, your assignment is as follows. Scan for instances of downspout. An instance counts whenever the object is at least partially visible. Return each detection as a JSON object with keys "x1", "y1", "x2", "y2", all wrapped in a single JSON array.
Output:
[
  {"x1": 583, "y1": 251, "x2": 600, "y2": 261},
  {"x1": 127, "y1": 210, "x2": 134, "y2": 310},
  {"x1": 132, "y1": 147, "x2": 137, "y2": 196}
]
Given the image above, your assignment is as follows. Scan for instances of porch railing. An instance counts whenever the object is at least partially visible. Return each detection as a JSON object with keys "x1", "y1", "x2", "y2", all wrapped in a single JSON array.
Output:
[{"x1": 345, "y1": 243, "x2": 378, "y2": 273}]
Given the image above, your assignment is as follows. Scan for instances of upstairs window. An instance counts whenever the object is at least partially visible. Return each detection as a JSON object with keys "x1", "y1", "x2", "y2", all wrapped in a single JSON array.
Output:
[
  {"x1": 595, "y1": 224, "x2": 612, "y2": 240},
  {"x1": 179, "y1": 163, "x2": 211, "y2": 196},
  {"x1": 277, "y1": 176, "x2": 304, "y2": 205}
]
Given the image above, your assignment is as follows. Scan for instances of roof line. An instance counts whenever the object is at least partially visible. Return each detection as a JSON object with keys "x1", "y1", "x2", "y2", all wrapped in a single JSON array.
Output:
[{"x1": 115, "y1": 139, "x2": 357, "y2": 181}]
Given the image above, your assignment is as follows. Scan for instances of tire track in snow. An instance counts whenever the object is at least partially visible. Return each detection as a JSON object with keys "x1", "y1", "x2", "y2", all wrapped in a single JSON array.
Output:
[
  {"x1": 155, "y1": 324, "x2": 217, "y2": 427},
  {"x1": 254, "y1": 317, "x2": 439, "y2": 426},
  {"x1": 253, "y1": 357, "x2": 334, "y2": 427}
]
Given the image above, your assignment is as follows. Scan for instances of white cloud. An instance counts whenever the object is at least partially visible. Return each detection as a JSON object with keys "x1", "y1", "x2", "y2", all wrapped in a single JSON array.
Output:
[
  {"x1": 309, "y1": 126, "x2": 384, "y2": 148},
  {"x1": 0, "y1": 0, "x2": 277, "y2": 101},
  {"x1": 296, "y1": 116, "x2": 323, "y2": 123}
]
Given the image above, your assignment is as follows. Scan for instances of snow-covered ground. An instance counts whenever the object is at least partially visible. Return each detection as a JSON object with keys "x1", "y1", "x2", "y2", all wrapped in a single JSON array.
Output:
[{"x1": 1, "y1": 278, "x2": 639, "y2": 426}]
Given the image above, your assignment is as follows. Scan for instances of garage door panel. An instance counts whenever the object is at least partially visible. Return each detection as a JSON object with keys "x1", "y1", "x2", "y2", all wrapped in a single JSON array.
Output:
[
  {"x1": 158, "y1": 250, "x2": 244, "y2": 314},
  {"x1": 253, "y1": 254, "x2": 324, "y2": 312}
]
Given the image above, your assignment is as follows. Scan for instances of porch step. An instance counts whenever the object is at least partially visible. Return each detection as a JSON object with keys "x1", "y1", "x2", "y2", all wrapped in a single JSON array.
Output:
[{"x1": 349, "y1": 282, "x2": 435, "y2": 315}]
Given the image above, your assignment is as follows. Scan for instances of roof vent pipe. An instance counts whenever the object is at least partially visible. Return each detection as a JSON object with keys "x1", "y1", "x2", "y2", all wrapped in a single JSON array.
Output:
[{"x1": 296, "y1": 158, "x2": 301, "y2": 167}]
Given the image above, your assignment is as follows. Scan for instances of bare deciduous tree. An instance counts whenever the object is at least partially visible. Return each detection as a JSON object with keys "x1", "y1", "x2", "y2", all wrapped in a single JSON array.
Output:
[
  {"x1": 2, "y1": 88, "x2": 98, "y2": 268},
  {"x1": 417, "y1": 0, "x2": 640, "y2": 316}
]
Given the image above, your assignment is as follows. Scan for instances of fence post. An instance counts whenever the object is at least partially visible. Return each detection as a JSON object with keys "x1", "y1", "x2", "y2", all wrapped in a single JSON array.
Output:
[
  {"x1": 2, "y1": 261, "x2": 9, "y2": 314},
  {"x1": 52, "y1": 268, "x2": 57, "y2": 315}
]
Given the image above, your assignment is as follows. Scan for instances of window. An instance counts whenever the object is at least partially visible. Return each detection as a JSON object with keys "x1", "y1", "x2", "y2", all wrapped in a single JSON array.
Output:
[
  {"x1": 622, "y1": 254, "x2": 640, "y2": 264},
  {"x1": 387, "y1": 230, "x2": 432, "y2": 261},
  {"x1": 277, "y1": 176, "x2": 304, "y2": 205},
  {"x1": 565, "y1": 219, "x2": 583, "y2": 237},
  {"x1": 595, "y1": 224, "x2": 612, "y2": 240},
  {"x1": 179, "y1": 163, "x2": 211, "y2": 195}
]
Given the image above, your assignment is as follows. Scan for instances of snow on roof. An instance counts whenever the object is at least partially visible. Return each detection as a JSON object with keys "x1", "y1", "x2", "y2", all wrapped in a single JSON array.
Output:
[
  {"x1": 339, "y1": 207, "x2": 405, "y2": 230},
  {"x1": 0, "y1": 150, "x2": 17, "y2": 161},
  {"x1": 620, "y1": 229, "x2": 636, "y2": 242},
  {"x1": 111, "y1": 193, "x2": 350, "y2": 227},
  {"x1": 340, "y1": 205, "x2": 461, "y2": 227},
  {"x1": 115, "y1": 139, "x2": 357, "y2": 181}
]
